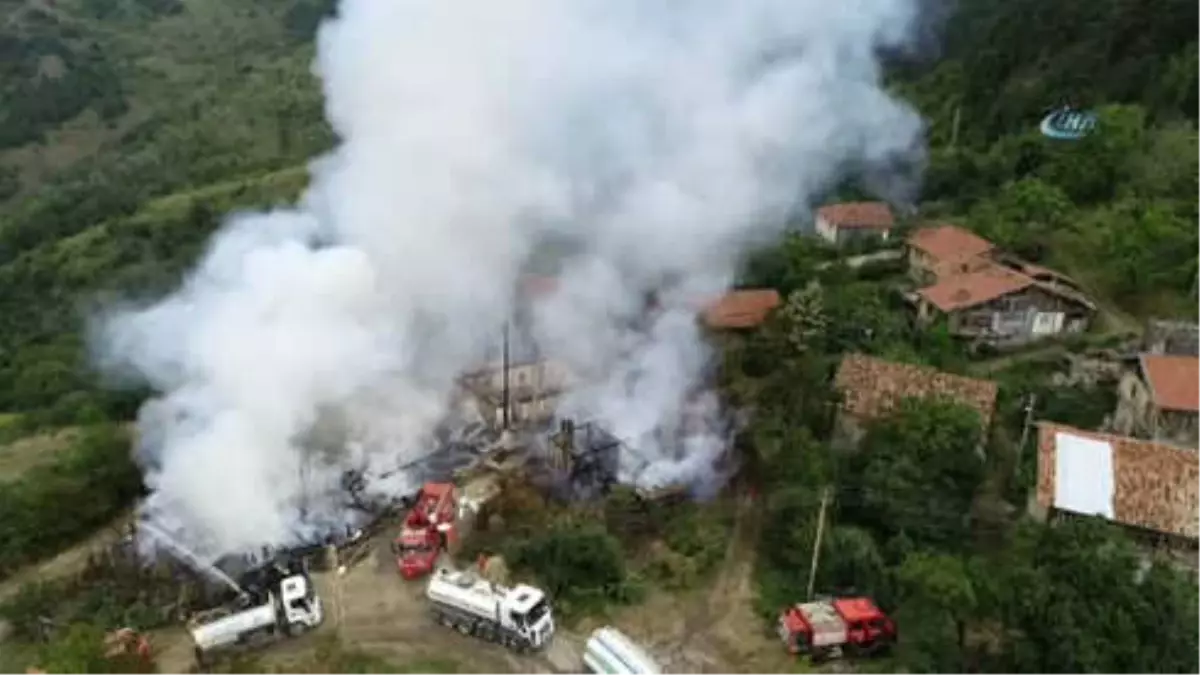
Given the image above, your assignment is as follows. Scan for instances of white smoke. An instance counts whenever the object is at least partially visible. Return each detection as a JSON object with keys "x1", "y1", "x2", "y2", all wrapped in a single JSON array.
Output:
[{"x1": 98, "y1": 0, "x2": 924, "y2": 559}]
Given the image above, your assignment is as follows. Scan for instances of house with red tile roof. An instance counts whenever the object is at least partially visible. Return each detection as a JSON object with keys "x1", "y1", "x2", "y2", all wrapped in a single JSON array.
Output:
[
  {"x1": 903, "y1": 224, "x2": 1096, "y2": 347},
  {"x1": 1033, "y1": 422, "x2": 1198, "y2": 549},
  {"x1": 832, "y1": 353, "x2": 998, "y2": 447},
  {"x1": 913, "y1": 261, "x2": 1095, "y2": 346},
  {"x1": 700, "y1": 289, "x2": 781, "y2": 330},
  {"x1": 1112, "y1": 354, "x2": 1199, "y2": 449},
  {"x1": 906, "y1": 223, "x2": 994, "y2": 281},
  {"x1": 814, "y1": 202, "x2": 895, "y2": 246}
]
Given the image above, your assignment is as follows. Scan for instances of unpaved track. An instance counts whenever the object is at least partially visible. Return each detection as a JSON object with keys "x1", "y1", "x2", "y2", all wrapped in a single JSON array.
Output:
[
  {"x1": 314, "y1": 526, "x2": 570, "y2": 673},
  {"x1": 5, "y1": 492, "x2": 790, "y2": 673},
  {"x1": 582, "y1": 490, "x2": 792, "y2": 674}
]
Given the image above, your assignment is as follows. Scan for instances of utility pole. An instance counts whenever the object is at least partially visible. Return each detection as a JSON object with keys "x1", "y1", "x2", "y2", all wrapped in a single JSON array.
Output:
[
  {"x1": 501, "y1": 320, "x2": 511, "y2": 430},
  {"x1": 949, "y1": 103, "x2": 962, "y2": 148},
  {"x1": 1015, "y1": 393, "x2": 1037, "y2": 471},
  {"x1": 806, "y1": 487, "x2": 832, "y2": 601}
]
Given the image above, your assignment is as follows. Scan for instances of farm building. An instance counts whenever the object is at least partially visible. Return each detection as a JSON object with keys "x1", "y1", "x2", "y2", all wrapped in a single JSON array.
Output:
[{"x1": 1033, "y1": 422, "x2": 1199, "y2": 553}]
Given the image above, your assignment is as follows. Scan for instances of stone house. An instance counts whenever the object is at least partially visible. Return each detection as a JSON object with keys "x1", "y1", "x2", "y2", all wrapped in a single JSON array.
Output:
[
  {"x1": 914, "y1": 263, "x2": 1096, "y2": 346},
  {"x1": 1033, "y1": 422, "x2": 1198, "y2": 554},
  {"x1": 1143, "y1": 319, "x2": 1199, "y2": 356},
  {"x1": 832, "y1": 353, "x2": 999, "y2": 448},
  {"x1": 459, "y1": 359, "x2": 574, "y2": 430},
  {"x1": 906, "y1": 224, "x2": 1097, "y2": 346},
  {"x1": 1111, "y1": 354, "x2": 1199, "y2": 449},
  {"x1": 814, "y1": 202, "x2": 895, "y2": 246}
]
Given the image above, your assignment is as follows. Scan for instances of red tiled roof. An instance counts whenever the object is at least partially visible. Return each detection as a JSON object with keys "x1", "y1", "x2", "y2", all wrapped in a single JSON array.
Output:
[
  {"x1": 816, "y1": 202, "x2": 894, "y2": 230},
  {"x1": 917, "y1": 263, "x2": 1034, "y2": 313},
  {"x1": 701, "y1": 289, "x2": 781, "y2": 329},
  {"x1": 834, "y1": 353, "x2": 998, "y2": 430},
  {"x1": 520, "y1": 275, "x2": 560, "y2": 298},
  {"x1": 1141, "y1": 354, "x2": 1200, "y2": 412},
  {"x1": 1035, "y1": 422, "x2": 1199, "y2": 540},
  {"x1": 908, "y1": 224, "x2": 993, "y2": 263}
]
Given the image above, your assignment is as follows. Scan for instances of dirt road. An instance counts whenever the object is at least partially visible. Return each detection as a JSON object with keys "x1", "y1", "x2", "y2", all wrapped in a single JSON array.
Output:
[
  {"x1": 572, "y1": 491, "x2": 791, "y2": 673},
  {"x1": 8, "y1": 489, "x2": 789, "y2": 674},
  {"x1": 238, "y1": 491, "x2": 789, "y2": 674}
]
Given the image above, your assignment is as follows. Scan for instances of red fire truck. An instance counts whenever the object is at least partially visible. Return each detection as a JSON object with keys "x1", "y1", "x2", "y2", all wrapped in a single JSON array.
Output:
[
  {"x1": 393, "y1": 482, "x2": 458, "y2": 580},
  {"x1": 778, "y1": 597, "x2": 896, "y2": 661}
]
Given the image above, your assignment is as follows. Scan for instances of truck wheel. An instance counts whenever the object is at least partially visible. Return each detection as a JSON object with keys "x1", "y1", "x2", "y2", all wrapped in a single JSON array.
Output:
[{"x1": 458, "y1": 622, "x2": 471, "y2": 636}]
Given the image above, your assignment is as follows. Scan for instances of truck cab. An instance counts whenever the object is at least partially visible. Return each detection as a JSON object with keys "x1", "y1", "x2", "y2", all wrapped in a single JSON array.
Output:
[
  {"x1": 394, "y1": 483, "x2": 458, "y2": 580},
  {"x1": 278, "y1": 575, "x2": 324, "y2": 633},
  {"x1": 778, "y1": 597, "x2": 895, "y2": 660},
  {"x1": 500, "y1": 584, "x2": 555, "y2": 649}
]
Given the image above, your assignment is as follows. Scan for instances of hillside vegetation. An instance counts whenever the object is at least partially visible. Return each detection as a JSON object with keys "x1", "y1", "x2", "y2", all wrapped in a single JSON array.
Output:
[
  {"x1": 0, "y1": 0, "x2": 1196, "y2": 673},
  {"x1": 900, "y1": 0, "x2": 1197, "y2": 318},
  {"x1": 740, "y1": 1, "x2": 1199, "y2": 671}
]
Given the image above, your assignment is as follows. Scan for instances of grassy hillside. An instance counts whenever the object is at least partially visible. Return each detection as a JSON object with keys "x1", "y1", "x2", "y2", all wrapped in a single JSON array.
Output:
[
  {"x1": 0, "y1": 0, "x2": 333, "y2": 255},
  {"x1": 0, "y1": 0, "x2": 331, "y2": 421}
]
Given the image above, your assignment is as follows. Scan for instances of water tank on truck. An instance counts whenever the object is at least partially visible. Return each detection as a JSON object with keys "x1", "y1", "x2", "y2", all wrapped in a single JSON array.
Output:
[
  {"x1": 583, "y1": 626, "x2": 662, "y2": 674},
  {"x1": 425, "y1": 566, "x2": 555, "y2": 653},
  {"x1": 188, "y1": 573, "x2": 323, "y2": 668}
]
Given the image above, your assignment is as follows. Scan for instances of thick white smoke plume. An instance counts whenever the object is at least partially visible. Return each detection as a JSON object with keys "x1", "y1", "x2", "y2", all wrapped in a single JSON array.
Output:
[{"x1": 99, "y1": 0, "x2": 924, "y2": 559}]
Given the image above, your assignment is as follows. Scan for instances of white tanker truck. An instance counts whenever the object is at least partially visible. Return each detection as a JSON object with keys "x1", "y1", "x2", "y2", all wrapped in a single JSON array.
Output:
[
  {"x1": 188, "y1": 573, "x2": 323, "y2": 667},
  {"x1": 426, "y1": 566, "x2": 555, "y2": 652},
  {"x1": 584, "y1": 627, "x2": 662, "y2": 674}
]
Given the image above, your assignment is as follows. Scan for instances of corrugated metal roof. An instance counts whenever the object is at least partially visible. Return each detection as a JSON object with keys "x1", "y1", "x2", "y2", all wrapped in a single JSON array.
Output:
[{"x1": 1036, "y1": 422, "x2": 1199, "y2": 540}]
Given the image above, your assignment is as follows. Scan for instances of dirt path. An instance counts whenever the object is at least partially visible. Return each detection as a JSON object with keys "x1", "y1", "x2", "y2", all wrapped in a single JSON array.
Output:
[
  {"x1": 593, "y1": 490, "x2": 791, "y2": 674},
  {"x1": 312, "y1": 526, "x2": 561, "y2": 673},
  {"x1": 3, "y1": 492, "x2": 787, "y2": 674},
  {"x1": 678, "y1": 491, "x2": 788, "y2": 673}
]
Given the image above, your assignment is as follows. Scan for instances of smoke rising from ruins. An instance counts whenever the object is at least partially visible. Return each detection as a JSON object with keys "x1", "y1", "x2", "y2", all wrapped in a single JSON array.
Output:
[{"x1": 98, "y1": 0, "x2": 925, "y2": 559}]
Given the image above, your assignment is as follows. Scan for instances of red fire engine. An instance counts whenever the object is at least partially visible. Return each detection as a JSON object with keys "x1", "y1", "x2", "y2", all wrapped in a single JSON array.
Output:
[
  {"x1": 778, "y1": 597, "x2": 896, "y2": 661},
  {"x1": 393, "y1": 482, "x2": 458, "y2": 580}
]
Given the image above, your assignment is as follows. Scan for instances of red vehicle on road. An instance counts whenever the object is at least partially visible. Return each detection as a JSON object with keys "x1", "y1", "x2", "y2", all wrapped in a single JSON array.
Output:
[
  {"x1": 393, "y1": 482, "x2": 458, "y2": 580},
  {"x1": 778, "y1": 597, "x2": 896, "y2": 661}
]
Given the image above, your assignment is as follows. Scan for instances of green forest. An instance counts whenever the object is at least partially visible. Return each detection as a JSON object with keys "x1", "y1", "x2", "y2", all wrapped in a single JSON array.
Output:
[{"x1": 0, "y1": 0, "x2": 1196, "y2": 672}]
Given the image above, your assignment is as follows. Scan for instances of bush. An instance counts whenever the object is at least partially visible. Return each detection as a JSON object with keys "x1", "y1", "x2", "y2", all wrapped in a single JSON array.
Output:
[
  {"x1": 0, "y1": 423, "x2": 141, "y2": 579},
  {"x1": 507, "y1": 522, "x2": 630, "y2": 616}
]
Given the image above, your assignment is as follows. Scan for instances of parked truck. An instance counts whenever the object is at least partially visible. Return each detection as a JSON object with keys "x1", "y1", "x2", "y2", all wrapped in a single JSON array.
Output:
[
  {"x1": 584, "y1": 627, "x2": 662, "y2": 674},
  {"x1": 393, "y1": 482, "x2": 459, "y2": 579},
  {"x1": 778, "y1": 597, "x2": 896, "y2": 662},
  {"x1": 425, "y1": 566, "x2": 555, "y2": 652},
  {"x1": 188, "y1": 573, "x2": 323, "y2": 667}
]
